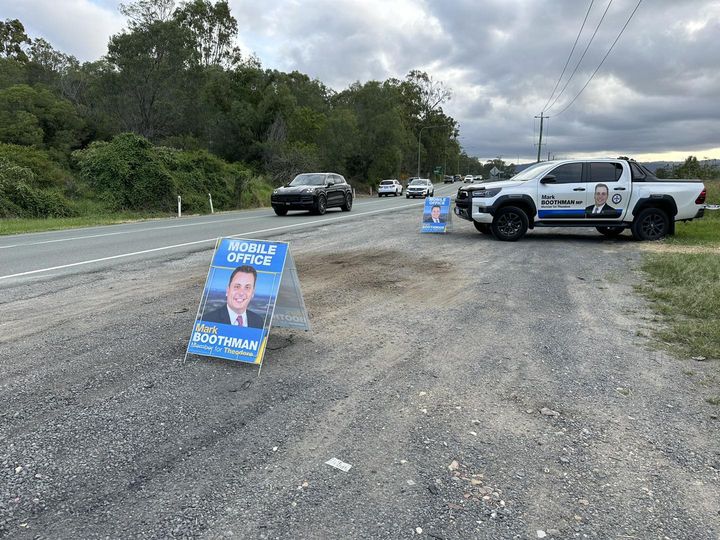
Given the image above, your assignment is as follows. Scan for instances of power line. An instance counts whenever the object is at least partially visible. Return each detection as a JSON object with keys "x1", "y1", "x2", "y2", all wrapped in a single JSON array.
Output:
[
  {"x1": 545, "y1": 0, "x2": 614, "y2": 114},
  {"x1": 540, "y1": 0, "x2": 595, "y2": 113},
  {"x1": 552, "y1": 0, "x2": 643, "y2": 117}
]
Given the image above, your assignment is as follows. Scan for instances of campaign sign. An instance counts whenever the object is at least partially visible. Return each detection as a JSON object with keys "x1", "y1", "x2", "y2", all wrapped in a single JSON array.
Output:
[
  {"x1": 421, "y1": 196, "x2": 452, "y2": 233},
  {"x1": 187, "y1": 238, "x2": 289, "y2": 365}
]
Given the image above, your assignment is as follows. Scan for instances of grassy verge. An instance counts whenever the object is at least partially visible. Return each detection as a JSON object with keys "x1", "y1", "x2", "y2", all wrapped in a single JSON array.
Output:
[
  {"x1": 668, "y1": 179, "x2": 720, "y2": 245},
  {"x1": 0, "y1": 179, "x2": 274, "y2": 236},
  {"x1": 0, "y1": 212, "x2": 171, "y2": 236},
  {"x1": 638, "y1": 253, "x2": 720, "y2": 359},
  {"x1": 636, "y1": 179, "x2": 720, "y2": 362}
]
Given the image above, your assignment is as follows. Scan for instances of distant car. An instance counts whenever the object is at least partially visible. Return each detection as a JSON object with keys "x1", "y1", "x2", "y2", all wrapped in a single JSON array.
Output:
[
  {"x1": 453, "y1": 175, "x2": 462, "y2": 183},
  {"x1": 443, "y1": 175, "x2": 454, "y2": 184},
  {"x1": 406, "y1": 178, "x2": 434, "y2": 198},
  {"x1": 464, "y1": 175, "x2": 474, "y2": 183},
  {"x1": 474, "y1": 175, "x2": 483, "y2": 182},
  {"x1": 271, "y1": 172, "x2": 353, "y2": 215},
  {"x1": 378, "y1": 179, "x2": 403, "y2": 197}
]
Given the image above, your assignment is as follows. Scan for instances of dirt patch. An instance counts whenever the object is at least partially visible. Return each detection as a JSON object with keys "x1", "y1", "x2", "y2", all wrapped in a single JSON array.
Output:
[{"x1": 639, "y1": 243, "x2": 720, "y2": 254}]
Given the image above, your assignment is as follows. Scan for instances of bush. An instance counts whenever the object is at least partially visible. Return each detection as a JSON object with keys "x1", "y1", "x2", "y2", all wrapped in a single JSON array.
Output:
[
  {"x1": 0, "y1": 143, "x2": 74, "y2": 188},
  {"x1": 0, "y1": 159, "x2": 75, "y2": 217},
  {"x1": 74, "y1": 132, "x2": 175, "y2": 211}
]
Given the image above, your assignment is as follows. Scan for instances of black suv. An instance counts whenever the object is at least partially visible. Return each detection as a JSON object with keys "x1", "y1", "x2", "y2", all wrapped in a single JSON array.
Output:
[{"x1": 271, "y1": 173, "x2": 353, "y2": 216}]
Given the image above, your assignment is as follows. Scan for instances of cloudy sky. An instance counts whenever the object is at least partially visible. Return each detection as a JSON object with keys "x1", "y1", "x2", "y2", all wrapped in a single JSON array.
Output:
[{"x1": 2, "y1": 0, "x2": 719, "y2": 163}]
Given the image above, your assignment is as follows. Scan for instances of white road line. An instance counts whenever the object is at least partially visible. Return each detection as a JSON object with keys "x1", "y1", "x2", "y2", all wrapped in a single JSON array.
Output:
[
  {"x1": 0, "y1": 197, "x2": 445, "y2": 281},
  {"x1": 0, "y1": 213, "x2": 276, "y2": 250},
  {"x1": 0, "y1": 194, "x2": 431, "y2": 249}
]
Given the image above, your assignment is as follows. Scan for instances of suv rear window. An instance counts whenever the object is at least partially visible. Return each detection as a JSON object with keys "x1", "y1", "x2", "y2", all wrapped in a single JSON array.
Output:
[{"x1": 380, "y1": 180, "x2": 393, "y2": 185}]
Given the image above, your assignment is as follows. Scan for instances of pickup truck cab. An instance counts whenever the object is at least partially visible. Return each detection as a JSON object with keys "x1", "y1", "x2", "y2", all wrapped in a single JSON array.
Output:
[{"x1": 454, "y1": 158, "x2": 706, "y2": 241}]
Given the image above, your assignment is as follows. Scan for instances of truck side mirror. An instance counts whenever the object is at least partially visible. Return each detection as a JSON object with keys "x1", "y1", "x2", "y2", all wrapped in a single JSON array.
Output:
[{"x1": 540, "y1": 175, "x2": 556, "y2": 184}]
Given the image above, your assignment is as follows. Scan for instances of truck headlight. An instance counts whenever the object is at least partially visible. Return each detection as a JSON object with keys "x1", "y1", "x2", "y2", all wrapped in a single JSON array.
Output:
[{"x1": 471, "y1": 188, "x2": 501, "y2": 198}]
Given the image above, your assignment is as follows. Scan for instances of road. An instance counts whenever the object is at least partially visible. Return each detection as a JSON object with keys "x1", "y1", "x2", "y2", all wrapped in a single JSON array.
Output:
[
  {"x1": 1, "y1": 186, "x2": 719, "y2": 539},
  {"x1": 0, "y1": 184, "x2": 456, "y2": 285}
]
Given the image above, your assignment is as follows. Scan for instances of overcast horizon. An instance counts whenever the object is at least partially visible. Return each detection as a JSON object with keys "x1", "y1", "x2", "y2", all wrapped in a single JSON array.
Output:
[{"x1": 2, "y1": 0, "x2": 719, "y2": 164}]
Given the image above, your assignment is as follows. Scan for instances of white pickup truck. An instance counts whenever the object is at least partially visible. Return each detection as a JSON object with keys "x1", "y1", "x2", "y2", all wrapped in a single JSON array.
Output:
[{"x1": 454, "y1": 158, "x2": 707, "y2": 241}]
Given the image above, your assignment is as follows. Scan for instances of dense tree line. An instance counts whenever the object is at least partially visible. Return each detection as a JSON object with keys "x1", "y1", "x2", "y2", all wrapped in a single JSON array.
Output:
[
  {"x1": 0, "y1": 0, "x2": 473, "y2": 218},
  {"x1": 655, "y1": 156, "x2": 720, "y2": 180}
]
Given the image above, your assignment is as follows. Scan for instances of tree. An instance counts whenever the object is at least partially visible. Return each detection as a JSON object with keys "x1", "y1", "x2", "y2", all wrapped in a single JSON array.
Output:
[
  {"x1": 175, "y1": 0, "x2": 241, "y2": 67},
  {"x1": 0, "y1": 19, "x2": 31, "y2": 62},
  {"x1": 0, "y1": 85, "x2": 84, "y2": 152},
  {"x1": 402, "y1": 70, "x2": 452, "y2": 122},
  {"x1": 120, "y1": 0, "x2": 176, "y2": 27},
  {"x1": 106, "y1": 20, "x2": 198, "y2": 138}
]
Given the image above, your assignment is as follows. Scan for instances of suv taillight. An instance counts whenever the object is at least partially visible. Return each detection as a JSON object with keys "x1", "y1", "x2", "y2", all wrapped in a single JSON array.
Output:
[{"x1": 696, "y1": 187, "x2": 707, "y2": 204}]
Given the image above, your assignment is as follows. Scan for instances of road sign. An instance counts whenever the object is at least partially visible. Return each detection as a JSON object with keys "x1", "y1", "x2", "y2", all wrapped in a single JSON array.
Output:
[{"x1": 490, "y1": 166, "x2": 500, "y2": 177}]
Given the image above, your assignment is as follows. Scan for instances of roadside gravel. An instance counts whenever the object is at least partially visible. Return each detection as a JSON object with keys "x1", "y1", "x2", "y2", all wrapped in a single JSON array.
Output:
[{"x1": 1, "y1": 208, "x2": 718, "y2": 539}]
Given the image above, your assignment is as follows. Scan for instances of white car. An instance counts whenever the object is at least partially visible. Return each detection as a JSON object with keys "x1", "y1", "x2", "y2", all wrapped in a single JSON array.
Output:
[
  {"x1": 464, "y1": 175, "x2": 475, "y2": 183},
  {"x1": 406, "y1": 178, "x2": 435, "y2": 198},
  {"x1": 378, "y1": 179, "x2": 403, "y2": 197}
]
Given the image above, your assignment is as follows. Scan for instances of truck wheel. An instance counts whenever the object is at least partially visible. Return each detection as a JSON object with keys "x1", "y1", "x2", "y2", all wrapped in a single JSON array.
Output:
[
  {"x1": 631, "y1": 208, "x2": 669, "y2": 241},
  {"x1": 596, "y1": 226, "x2": 624, "y2": 237},
  {"x1": 473, "y1": 222, "x2": 492, "y2": 235},
  {"x1": 491, "y1": 206, "x2": 528, "y2": 241},
  {"x1": 313, "y1": 194, "x2": 327, "y2": 215},
  {"x1": 273, "y1": 206, "x2": 288, "y2": 216}
]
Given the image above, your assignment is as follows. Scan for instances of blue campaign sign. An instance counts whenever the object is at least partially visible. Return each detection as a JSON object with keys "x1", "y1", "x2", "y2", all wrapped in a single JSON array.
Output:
[
  {"x1": 421, "y1": 196, "x2": 452, "y2": 233},
  {"x1": 187, "y1": 238, "x2": 289, "y2": 365}
]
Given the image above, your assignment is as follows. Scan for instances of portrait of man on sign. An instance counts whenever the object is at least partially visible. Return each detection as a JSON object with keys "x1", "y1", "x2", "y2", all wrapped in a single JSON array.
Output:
[
  {"x1": 585, "y1": 183, "x2": 619, "y2": 217},
  {"x1": 423, "y1": 205, "x2": 446, "y2": 224},
  {"x1": 202, "y1": 265, "x2": 264, "y2": 328}
]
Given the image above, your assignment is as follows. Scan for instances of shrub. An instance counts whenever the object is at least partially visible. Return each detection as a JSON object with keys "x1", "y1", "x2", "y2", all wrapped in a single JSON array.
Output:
[
  {"x1": 0, "y1": 159, "x2": 75, "y2": 217},
  {"x1": 74, "y1": 132, "x2": 175, "y2": 211}
]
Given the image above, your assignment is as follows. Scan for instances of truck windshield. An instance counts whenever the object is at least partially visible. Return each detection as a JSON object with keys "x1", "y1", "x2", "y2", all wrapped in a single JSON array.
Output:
[{"x1": 508, "y1": 162, "x2": 558, "y2": 181}]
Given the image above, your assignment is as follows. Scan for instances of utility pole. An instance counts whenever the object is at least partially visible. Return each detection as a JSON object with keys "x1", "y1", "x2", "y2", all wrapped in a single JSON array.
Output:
[{"x1": 535, "y1": 112, "x2": 549, "y2": 163}]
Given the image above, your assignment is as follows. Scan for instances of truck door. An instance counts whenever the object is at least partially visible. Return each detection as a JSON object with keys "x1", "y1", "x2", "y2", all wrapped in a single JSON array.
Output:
[
  {"x1": 585, "y1": 162, "x2": 627, "y2": 221},
  {"x1": 537, "y1": 162, "x2": 587, "y2": 220}
]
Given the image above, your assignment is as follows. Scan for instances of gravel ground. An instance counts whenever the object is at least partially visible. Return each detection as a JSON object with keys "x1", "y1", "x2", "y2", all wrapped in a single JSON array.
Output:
[{"x1": 1, "y1": 209, "x2": 719, "y2": 539}]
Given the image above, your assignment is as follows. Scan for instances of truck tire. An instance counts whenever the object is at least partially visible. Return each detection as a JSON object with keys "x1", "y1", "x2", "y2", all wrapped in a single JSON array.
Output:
[
  {"x1": 631, "y1": 207, "x2": 670, "y2": 241},
  {"x1": 491, "y1": 206, "x2": 528, "y2": 241},
  {"x1": 596, "y1": 226, "x2": 624, "y2": 237},
  {"x1": 473, "y1": 221, "x2": 492, "y2": 235}
]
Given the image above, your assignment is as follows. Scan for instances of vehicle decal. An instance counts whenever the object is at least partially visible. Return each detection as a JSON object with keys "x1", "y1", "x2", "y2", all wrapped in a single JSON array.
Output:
[{"x1": 538, "y1": 209, "x2": 586, "y2": 218}]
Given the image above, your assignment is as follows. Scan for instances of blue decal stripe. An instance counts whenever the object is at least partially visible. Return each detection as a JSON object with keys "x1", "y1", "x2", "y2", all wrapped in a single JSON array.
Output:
[{"x1": 538, "y1": 209, "x2": 586, "y2": 218}]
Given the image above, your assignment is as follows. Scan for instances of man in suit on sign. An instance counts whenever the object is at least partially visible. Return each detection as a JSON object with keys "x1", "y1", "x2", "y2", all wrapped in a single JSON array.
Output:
[
  {"x1": 585, "y1": 183, "x2": 618, "y2": 217},
  {"x1": 424, "y1": 205, "x2": 446, "y2": 223},
  {"x1": 202, "y1": 265, "x2": 264, "y2": 328}
]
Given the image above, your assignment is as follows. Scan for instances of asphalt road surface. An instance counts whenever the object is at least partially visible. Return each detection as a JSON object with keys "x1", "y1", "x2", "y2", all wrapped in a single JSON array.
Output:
[
  {"x1": 1, "y1": 191, "x2": 719, "y2": 539},
  {"x1": 0, "y1": 185, "x2": 456, "y2": 285}
]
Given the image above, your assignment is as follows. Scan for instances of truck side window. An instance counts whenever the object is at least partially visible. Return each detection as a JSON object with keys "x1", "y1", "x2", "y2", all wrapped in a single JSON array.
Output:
[
  {"x1": 630, "y1": 163, "x2": 646, "y2": 181},
  {"x1": 550, "y1": 163, "x2": 583, "y2": 183},
  {"x1": 589, "y1": 162, "x2": 623, "y2": 182}
]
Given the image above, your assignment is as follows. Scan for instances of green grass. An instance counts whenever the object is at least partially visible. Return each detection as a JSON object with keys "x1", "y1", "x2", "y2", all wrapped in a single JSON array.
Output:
[
  {"x1": 0, "y1": 179, "x2": 274, "y2": 236},
  {"x1": 0, "y1": 212, "x2": 171, "y2": 235},
  {"x1": 636, "y1": 179, "x2": 719, "y2": 361},
  {"x1": 638, "y1": 252, "x2": 720, "y2": 359},
  {"x1": 669, "y1": 179, "x2": 720, "y2": 245}
]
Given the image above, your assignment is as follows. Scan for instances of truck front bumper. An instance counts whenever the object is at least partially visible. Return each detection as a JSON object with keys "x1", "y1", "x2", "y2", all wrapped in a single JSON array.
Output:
[{"x1": 455, "y1": 198, "x2": 493, "y2": 223}]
